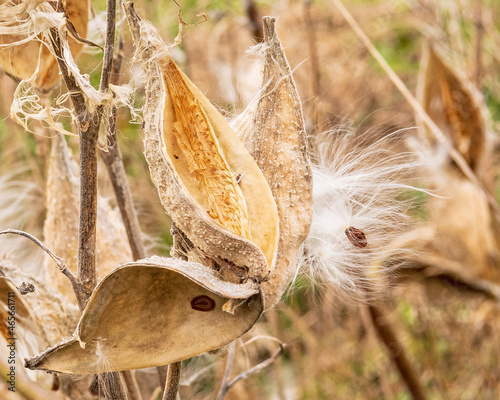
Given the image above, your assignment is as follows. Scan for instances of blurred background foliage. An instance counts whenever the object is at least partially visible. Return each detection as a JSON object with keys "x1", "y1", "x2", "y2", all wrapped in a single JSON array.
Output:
[{"x1": 1, "y1": 0, "x2": 500, "y2": 399}]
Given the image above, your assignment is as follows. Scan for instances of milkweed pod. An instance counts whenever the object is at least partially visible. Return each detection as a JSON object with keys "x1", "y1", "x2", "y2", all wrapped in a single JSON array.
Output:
[
  {"x1": 234, "y1": 17, "x2": 313, "y2": 310},
  {"x1": 132, "y1": 9, "x2": 279, "y2": 283},
  {"x1": 43, "y1": 135, "x2": 132, "y2": 302},
  {"x1": 417, "y1": 44, "x2": 487, "y2": 171},
  {"x1": 25, "y1": 256, "x2": 262, "y2": 374},
  {"x1": 0, "y1": 0, "x2": 89, "y2": 90}
]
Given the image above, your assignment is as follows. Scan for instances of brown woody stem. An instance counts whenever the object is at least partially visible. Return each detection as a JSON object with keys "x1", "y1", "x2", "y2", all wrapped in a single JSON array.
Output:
[
  {"x1": 368, "y1": 304, "x2": 427, "y2": 400},
  {"x1": 162, "y1": 362, "x2": 182, "y2": 400}
]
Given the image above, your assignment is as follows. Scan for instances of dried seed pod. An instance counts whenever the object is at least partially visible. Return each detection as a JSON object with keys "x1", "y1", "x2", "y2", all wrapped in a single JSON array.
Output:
[
  {"x1": 417, "y1": 45, "x2": 487, "y2": 171},
  {"x1": 133, "y1": 11, "x2": 279, "y2": 282},
  {"x1": 44, "y1": 135, "x2": 132, "y2": 301},
  {"x1": 0, "y1": 0, "x2": 89, "y2": 90},
  {"x1": 234, "y1": 17, "x2": 313, "y2": 310},
  {"x1": 26, "y1": 256, "x2": 262, "y2": 374}
]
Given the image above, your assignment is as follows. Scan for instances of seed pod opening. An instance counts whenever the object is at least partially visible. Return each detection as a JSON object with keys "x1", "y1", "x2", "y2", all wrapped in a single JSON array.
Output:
[{"x1": 134, "y1": 13, "x2": 279, "y2": 281}]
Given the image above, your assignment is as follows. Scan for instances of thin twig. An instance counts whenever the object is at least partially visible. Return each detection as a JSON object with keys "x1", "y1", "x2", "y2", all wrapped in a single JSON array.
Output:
[
  {"x1": 367, "y1": 304, "x2": 427, "y2": 400},
  {"x1": 121, "y1": 371, "x2": 143, "y2": 400},
  {"x1": 217, "y1": 342, "x2": 286, "y2": 399},
  {"x1": 99, "y1": 26, "x2": 146, "y2": 261},
  {"x1": 162, "y1": 362, "x2": 182, "y2": 400},
  {"x1": 216, "y1": 342, "x2": 236, "y2": 400},
  {"x1": 331, "y1": 0, "x2": 500, "y2": 223},
  {"x1": 0, "y1": 229, "x2": 79, "y2": 289}
]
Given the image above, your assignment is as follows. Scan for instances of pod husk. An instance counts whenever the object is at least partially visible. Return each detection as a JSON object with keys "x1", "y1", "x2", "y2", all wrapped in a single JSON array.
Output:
[
  {"x1": 26, "y1": 256, "x2": 262, "y2": 374},
  {"x1": 43, "y1": 135, "x2": 132, "y2": 302},
  {"x1": 416, "y1": 44, "x2": 487, "y2": 171},
  {"x1": 234, "y1": 17, "x2": 313, "y2": 310},
  {"x1": 0, "y1": 0, "x2": 89, "y2": 90},
  {"x1": 135, "y1": 13, "x2": 279, "y2": 282}
]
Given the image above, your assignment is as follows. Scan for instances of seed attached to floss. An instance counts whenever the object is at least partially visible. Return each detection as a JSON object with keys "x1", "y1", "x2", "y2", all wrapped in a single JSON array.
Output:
[
  {"x1": 191, "y1": 295, "x2": 216, "y2": 312},
  {"x1": 345, "y1": 226, "x2": 368, "y2": 248}
]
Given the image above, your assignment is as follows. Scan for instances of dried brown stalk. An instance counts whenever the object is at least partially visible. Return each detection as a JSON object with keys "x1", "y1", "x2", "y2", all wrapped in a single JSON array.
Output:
[
  {"x1": 368, "y1": 304, "x2": 427, "y2": 400},
  {"x1": 216, "y1": 342, "x2": 285, "y2": 399},
  {"x1": 162, "y1": 362, "x2": 182, "y2": 400},
  {"x1": 46, "y1": 0, "x2": 127, "y2": 397}
]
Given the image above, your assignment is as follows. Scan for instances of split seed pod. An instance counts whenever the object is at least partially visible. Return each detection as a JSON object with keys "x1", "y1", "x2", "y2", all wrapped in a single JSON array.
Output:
[
  {"x1": 234, "y1": 16, "x2": 313, "y2": 310},
  {"x1": 26, "y1": 9, "x2": 311, "y2": 375},
  {"x1": 417, "y1": 45, "x2": 487, "y2": 171},
  {"x1": 0, "y1": 0, "x2": 89, "y2": 90}
]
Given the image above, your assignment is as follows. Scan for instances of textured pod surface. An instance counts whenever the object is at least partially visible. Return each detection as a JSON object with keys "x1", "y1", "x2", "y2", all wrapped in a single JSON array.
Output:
[
  {"x1": 235, "y1": 17, "x2": 313, "y2": 310},
  {"x1": 0, "y1": 0, "x2": 89, "y2": 90},
  {"x1": 417, "y1": 45, "x2": 487, "y2": 171},
  {"x1": 26, "y1": 256, "x2": 262, "y2": 374},
  {"x1": 44, "y1": 135, "x2": 132, "y2": 301},
  {"x1": 135, "y1": 16, "x2": 279, "y2": 282}
]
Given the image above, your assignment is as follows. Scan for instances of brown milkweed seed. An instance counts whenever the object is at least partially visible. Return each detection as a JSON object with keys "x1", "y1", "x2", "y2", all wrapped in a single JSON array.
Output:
[
  {"x1": 191, "y1": 295, "x2": 216, "y2": 312},
  {"x1": 345, "y1": 227, "x2": 368, "y2": 248}
]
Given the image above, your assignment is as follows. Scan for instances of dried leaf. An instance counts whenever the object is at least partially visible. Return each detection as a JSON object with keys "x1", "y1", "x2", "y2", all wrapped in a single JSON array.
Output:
[
  {"x1": 234, "y1": 17, "x2": 313, "y2": 310},
  {"x1": 26, "y1": 256, "x2": 262, "y2": 374},
  {"x1": 135, "y1": 15, "x2": 279, "y2": 282},
  {"x1": 417, "y1": 45, "x2": 487, "y2": 171},
  {"x1": 0, "y1": 0, "x2": 89, "y2": 90}
]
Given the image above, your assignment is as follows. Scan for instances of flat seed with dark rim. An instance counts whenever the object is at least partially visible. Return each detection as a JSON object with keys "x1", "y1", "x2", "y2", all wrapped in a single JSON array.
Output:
[
  {"x1": 345, "y1": 226, "x2": 367, "y2": 248},
  {"x1": 191, "y1": 295, "x2": 216, "y2": 312}
]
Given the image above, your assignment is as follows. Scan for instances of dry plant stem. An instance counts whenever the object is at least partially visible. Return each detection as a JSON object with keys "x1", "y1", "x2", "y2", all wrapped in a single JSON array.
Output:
[
  {"x1": 473, "y1": 0, "x2": 484, "y2": 90},
  {"x1": 0, "y1": 229, "x2": 79, "y2": 288},
  {"x1": 304, "y1": 0, "x2": 320, "y2": 101},
  {"x1": 216, "y1": 341, "x2": 237, "y2": 400},
  {"x1": 331, "y1": 0, "x2": 500, "y2": 222},
  {"x1": 50, "y1": 0, "x2": 127, "y2": 398},
  {"x1": 244, "y1": 0, "x2": 263, "y2": 42},
  {"x1": 99, "y1": 37, "x2": 146, "y2": 261},
  {"x1": 121, "y1": 370, "x2": 142, "y2": 400},
  {"x1": 98, "y1": 372, "x2": 128, "y2": 400},
  {"x1": 162, "y1": 362, "x2": 182, "y2": 400},
  {"x1": 368, "y1": 304, "x2": 427, "y2": 400},
  {"x1": 221, "y1": 344, "x2": 285, "y2": 398}
]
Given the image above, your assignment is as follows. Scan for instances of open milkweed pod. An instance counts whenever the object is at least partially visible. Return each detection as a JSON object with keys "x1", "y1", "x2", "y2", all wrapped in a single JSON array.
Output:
[
  {"x1": 0, "y1": 0, "x2": 89, "y2": 90},
  {"x1": 24, "y1": 5, "x2": 275, "y2": 374},
  {"x1": 44, "y1": 134, "x2": 132, "y2": 301},
  {"x1": 25, "y1": 256, "x2": 262, "y2": 374},
  {"x1": 127, "y1": 5, "x2": 279, "y2": 283},
  {"x1": 416, "y1": 44, "x2": 488, "y2": 172},
  {"x1": 233, "y1": 17, "x2": 313, "y2": 310}
]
